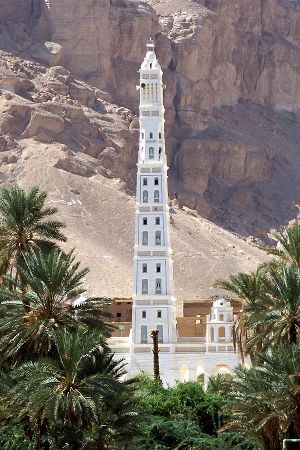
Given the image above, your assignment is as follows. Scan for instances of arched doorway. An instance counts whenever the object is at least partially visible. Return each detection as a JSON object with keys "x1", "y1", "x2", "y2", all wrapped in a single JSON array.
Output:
[{"x1": 179, "y1": 364, "x2": 189, "y2": 382}]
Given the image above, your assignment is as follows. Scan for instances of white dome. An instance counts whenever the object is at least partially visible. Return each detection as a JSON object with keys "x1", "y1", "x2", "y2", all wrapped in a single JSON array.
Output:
[
  {"x1": 73, "y1": 295, "x2": 87, "y2": 307},
  {"x1": 213, "y1": 297, "x2": 230, "y2": 308}
]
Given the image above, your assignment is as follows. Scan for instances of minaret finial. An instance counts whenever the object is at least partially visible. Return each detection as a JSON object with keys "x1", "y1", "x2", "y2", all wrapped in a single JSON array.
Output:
[{"x1": 146, "y1": 37, "x2": 155, "y2": 51}]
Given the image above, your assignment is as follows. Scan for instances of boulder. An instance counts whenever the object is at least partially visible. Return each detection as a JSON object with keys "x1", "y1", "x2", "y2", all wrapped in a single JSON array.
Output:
[
  {"x1": 23, "y1": 110, "x2": 65, "y2": 138},
  {"x1": 29, "y1": 41, "x2": 63, "y2": 67}
]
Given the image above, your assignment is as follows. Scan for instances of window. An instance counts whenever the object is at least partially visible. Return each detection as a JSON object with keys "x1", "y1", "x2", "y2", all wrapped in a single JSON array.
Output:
[
  {"x1": 155, "y1": 231, "x2": 161, "y2": 245},
  {"x1": 143, "y1": 178, "x2": 147, "y2": 186},
  {"x1": 143, "y1": 190, "x2": 148, "y2": 203},
  {"x1": 155, "y1": 278, "x2": 162, "y2": 294},
  {"x1": 154, "y1": 190, "x2": 159, "y2": 203},
  {"x1": 142, "y1": 310, "x2": 146, "y2": 319},
  {"x1": 219, "y1": 314, "x2": 224, "y2": 321},
  {"x1": 141, "y1": 325, "x2": 148, "y2": 343},
  {"x1": 142, "y1": 279, "x2": 148, "y2": 294},
  {"x1": 154, "y1": 177, "x2": 159, "y2": 186},
  {"x1": 149, "y1": 147, "x2": 154, "y2": 159},
  {"x1": 159, "y1": 147, "x2": 162, "y2": 160},
  {"x1": 143, "y1": 217, "x2": 147, "y2": 225},
  {"x1": 156, "y1": 263, "x2": 161, "y2": 273},
  {"x1": 157, "y1": 325, "x2": 163, "y2": 343},
  {"x1": 150, "y1": 132, "x2": 153, "y2": 139},
  {"x1": 155, "y1": 217, "x2": 160, "y2": 225},
  {"x1": 142, "y1": 263, "x2": 147, "y2": 273},
  {"x1": 150, "y1": 63, "x2": 152, "y2": 69},
  {"x1": 142, "y1": 231, "x2": 148, "y2": 245},
  {"x1": 116, "y1": 312, "x2": 122, "y2": 318},
  {"x1": 159, "y1": 132, "x2": 162, "y2": 139},
  {"x1": 157, "y1": 310, "x2": 162, "y2": 318},
  {"x1": 142, "y1": 132, "x2": 144, "y2": 139}
]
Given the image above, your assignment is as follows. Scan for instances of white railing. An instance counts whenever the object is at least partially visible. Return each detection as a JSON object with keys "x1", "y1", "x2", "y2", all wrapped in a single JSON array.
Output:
[
  {"x1": 108, "y1": 337, "x2": 129, "y2": 345},
  {"x1": 177, "y1": 337, "x2": 206, "y2": 343}
]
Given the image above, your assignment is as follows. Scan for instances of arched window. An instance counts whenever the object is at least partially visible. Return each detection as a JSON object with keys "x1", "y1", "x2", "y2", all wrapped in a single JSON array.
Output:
[
  {"x1": 155, "y1": 217, "x2": 160, "y2": 225},
  {"x1": 141, "y1": 325, "x2": 148, "y2": 343},
  {"x1": 157, "y1": 324, "x2": 163, "y2": 343},
  {"x1": 149, "y1": 147, "x2": 154, "y2": 159},
  {"x1": 142, "y1": 279, "x2": 148, "y2": 295},
  {"x1": 196, "y1": 365, "x2": 204, "y2": 383},
  {"x1": 159, "y1": 147, "x2": 162, "y2": 160},
  {"x1": 143, "y1": 190, "x2": 148, "y2": 203},
  {"x1": 142, "y1": 132, "x2": 144, "y2": 139},
  {"x1": 197, "y1": 373, "x2": 205, "y2": 383},
  {"x1": 154, "y1": 177, "x2": 159, "y2": 186},
  {"x1": 143, "y1": 178, "x2": 147, "y2": 186},
  {"x1": 155, "y1": 231, "x2": 161, "y2": 245},
  {"x1": 142, "y1": 231, "x2": 148, "y2": 245},
  {"x1": 143, "y1": 217, "x2": 147, "y2": 225},
  {"x1": 155, "y1": 278, "x2": 162, "y2": 294},
  {"x1": 218, "y1": 326, "x2": 225, "y2": 342},
  {"x1": 150, "y1": 132, "x2": 153, "y2": 139},
  {"x1": 150, "y1": 63, "x2": 152, "y2": 69},
  {"x1": 154, "y1": 190, "x2": 159, "y2": 203},
  {"x1": 159, "y1": 132, "x2": 162, "y2": 139},
  {"x1": 156, "y1": 263, "x2": 161, "y2": 273},
  {"x1": 142, "y1": 263, "x2": 147, "y2": 273}
]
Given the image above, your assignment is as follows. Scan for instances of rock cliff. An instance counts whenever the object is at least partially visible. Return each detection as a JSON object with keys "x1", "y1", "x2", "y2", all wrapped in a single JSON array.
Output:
[
  {"x1": 45, "y1": 0, "x2": 300, "y2": 236},
  {"x1": 0, "y1": 0, "x2": 298, "y2": 297}
]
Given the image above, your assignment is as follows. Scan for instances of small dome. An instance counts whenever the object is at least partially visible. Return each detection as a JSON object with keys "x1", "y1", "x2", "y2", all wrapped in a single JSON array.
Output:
[
  {"x1": 213, "y1": 297, "x2": 230, "y2": 308},
  {"x1": 146, "y1": 50, "x2": 156, "y2": 60},
  {"x1": 73, "y1": 295, "x2": 87, "y2": 307}
]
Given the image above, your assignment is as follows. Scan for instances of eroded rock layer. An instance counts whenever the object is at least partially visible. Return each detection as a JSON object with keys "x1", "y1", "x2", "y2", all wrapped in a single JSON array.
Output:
[{"x1": 0, "y1": 0, "x2": 298, "y2": 297}]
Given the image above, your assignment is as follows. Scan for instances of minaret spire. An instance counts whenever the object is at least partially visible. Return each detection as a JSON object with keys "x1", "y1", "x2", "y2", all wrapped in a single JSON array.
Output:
[
  {"x1": 130, "y1": 41, "x2": 177, "y2": 354},
  {"x1": 146, "y1": 37, "x2": 155, "y2": 51}
]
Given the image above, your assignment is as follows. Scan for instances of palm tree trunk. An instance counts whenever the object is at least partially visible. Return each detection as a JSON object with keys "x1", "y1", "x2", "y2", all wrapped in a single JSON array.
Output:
[
  {"x1": 150, "y1": 329, "x2": 161, "y2": 381},
  {"x1": 289, "y1": 322, "x2": 298, "y2": 344},
  {"x1": 286, "y1": 405, "x2": 300, "y2": 441},
  {"x1": 262, "y1": 417, "x2": 281, "y2": 450}
]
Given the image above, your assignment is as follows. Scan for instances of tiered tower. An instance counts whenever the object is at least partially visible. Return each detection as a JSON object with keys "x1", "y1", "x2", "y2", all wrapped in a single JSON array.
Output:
[{"x1": 131, "y1": 39, "x2": 177, "y2": 349}]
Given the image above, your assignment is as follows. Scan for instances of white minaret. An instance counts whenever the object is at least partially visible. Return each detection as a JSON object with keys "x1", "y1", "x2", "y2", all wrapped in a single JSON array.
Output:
[{"x1": 131, "y1": 39, "x2": 177, "y2": 348}]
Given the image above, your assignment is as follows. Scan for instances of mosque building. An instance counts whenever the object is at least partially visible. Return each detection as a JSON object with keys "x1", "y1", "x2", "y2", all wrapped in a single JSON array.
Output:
[{"x1": 108, "y1": 39, "x2": 241, "y2": 385}]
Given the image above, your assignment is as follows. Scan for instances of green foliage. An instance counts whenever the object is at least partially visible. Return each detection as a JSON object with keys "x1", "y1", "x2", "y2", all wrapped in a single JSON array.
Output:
[
  {"x1": 137, "y1": 376, "x2": 224, "y2": 434},
  {"x1": 133, "y1": 376, "x2": 260, "y2": 450},
  {"x1": 0, "y1": 248, "x2": 112, "y2": 362},
  {"x1": 0, "y1": 423, "x2": 35, "y2": 450},
  {"x1": 0, "y1": 185, "x2": 66, "y2": 277}
]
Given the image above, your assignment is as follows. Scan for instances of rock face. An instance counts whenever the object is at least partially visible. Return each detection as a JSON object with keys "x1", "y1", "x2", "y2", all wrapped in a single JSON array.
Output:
[
  {"x1": 0, "y1": 0, "x2": 282, "y2": 300},
  {"x1": 43, "y1": 0, "x2": 300, "y2": 236}
]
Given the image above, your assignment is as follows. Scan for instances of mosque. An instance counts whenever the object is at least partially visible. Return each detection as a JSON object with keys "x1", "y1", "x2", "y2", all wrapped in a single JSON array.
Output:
[{"x1": 108, "y1": 39, "x2": 241, "y2": 385}]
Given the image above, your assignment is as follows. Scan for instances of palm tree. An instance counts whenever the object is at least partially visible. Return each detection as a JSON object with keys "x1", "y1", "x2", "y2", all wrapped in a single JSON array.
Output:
[
  {"x1": 0, "y1": 248, "x2": 112, "y2": 362},
  {"x1": 245, "y1": 265, "x2": 300, "y2": 352},
  {"x1": 266, "y1": 224, "x2": 300, "y2": 267},
  {"x1": 225, "y1": 343, "x2": 300, "y2": 450},
  {"x1": 9, "y1": 329, "x2": 137, "y2": 449},
  {"x1": 214, "y1": 267, "x2": 267, "y2": 361},
  {"x1": 0, "y1": 185, "x2": 66, "y2": 279}
]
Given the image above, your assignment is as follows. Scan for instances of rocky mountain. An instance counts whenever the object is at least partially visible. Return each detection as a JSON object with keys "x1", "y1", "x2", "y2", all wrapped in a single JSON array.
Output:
[
  {"x1": 46, "y1": 0, "x2": 300, "y2": 236},
  {"x1": 1, "y1": 0, "x2": 298, "y2": 298}
]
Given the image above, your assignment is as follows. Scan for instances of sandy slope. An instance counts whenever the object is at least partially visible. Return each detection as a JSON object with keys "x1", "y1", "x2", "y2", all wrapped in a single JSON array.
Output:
[{"x1": 16, "y1": 140, "x2": 268, "y2": 301}]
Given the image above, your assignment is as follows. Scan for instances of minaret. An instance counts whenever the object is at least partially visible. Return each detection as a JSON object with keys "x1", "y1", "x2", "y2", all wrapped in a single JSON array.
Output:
[{"x1": 131, "y1": 39, "x2": 177, "y2": 348}]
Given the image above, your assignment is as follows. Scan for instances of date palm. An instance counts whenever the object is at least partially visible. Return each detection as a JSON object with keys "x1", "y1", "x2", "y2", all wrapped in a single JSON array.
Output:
[
  {"x1": 0, "y1": 248, "x2": 112, "y2": 362},
  {"x1": 245, "y1": 265, "x2": 300, "y2": 351},
  {"x1": 0, "y1": 185, "x2": 66, "y2": 278},
  {"x1": 214, "y1": 267, "x2": 267, "y2": 361},
  {"x1": 267, "y1": 224, "x2": 300, "y2": 267},
  {"x1": 225, "y1": 343, "x2": 300, "y2": 450},
  {"x1": 9, "y1": 329, "x2": 136, "y2": 449}
]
